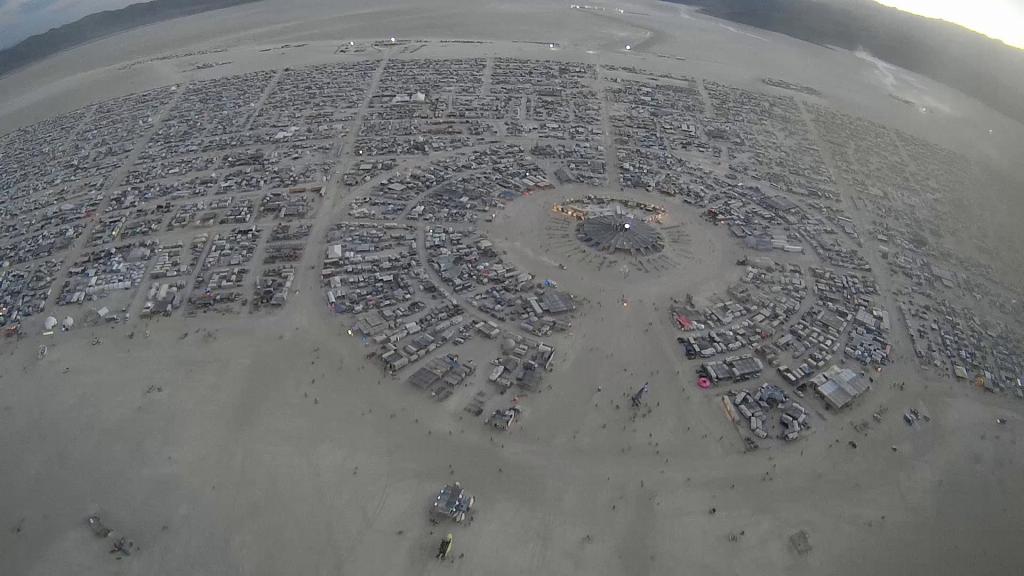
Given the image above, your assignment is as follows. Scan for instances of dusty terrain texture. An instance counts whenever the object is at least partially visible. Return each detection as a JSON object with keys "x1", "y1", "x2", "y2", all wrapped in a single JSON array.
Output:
[{"x1": 1, "y1": 2, "x2": 1022, "y2": 575}]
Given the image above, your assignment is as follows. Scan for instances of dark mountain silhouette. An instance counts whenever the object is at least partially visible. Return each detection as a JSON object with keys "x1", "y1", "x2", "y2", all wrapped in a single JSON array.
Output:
[
  {"x1": 666, "y1": 0, "x2": 1024, "y2": 123},
  {"x1": 0, "y1": 0, "x2": 261, "y2": 76}
]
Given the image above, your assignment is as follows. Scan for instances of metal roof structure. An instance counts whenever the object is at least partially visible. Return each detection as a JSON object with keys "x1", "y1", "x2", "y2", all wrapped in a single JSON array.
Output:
[
  {"x1": 816, "y1": 367, "x2": 870, "y2": 410},
  {"x1": 540, "y1": 290, "x2": 575, "y2": 314},
  {"x1": 407, "y1": 356, "x2": 451, "y2": 389},
  {"x1": 730, "y1": 356, "x2": 764, "y2": 378}
]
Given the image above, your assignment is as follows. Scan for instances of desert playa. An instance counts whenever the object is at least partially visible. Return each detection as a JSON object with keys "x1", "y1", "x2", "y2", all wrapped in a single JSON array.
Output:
[{"x1": 0, "y1": 2, "x2": 1022, "y2": 575}]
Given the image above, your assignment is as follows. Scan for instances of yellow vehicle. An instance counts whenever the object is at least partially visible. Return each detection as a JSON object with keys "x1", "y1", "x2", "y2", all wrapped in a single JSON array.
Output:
[{"x1": 436, "y1": 533, "x2": 453, "y2": 559}]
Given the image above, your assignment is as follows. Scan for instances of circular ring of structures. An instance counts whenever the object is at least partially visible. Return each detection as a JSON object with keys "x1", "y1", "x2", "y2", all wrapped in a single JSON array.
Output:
[{"x1": 577, "y1": 213, "x2": 664, "y2": 255}]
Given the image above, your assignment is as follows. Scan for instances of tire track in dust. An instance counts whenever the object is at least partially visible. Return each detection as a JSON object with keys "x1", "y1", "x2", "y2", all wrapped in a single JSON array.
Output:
[{"x1": 572, "y1": 7, "x2": 665, "y2": 54}]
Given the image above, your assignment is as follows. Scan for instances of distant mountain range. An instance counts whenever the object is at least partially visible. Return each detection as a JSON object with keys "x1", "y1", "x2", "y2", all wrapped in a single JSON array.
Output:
[
  {"x1": 0, "y1": 0, "x2": 261, "y2": 77},
  {"x1": 666, "y1": 0, "x2": 1024, "y2": 124}
]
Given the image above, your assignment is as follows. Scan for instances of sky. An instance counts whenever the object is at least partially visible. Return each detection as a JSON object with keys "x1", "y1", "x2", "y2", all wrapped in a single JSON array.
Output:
[
  {"x1": 875, "y1": 0, "x2": 1024, "y2": 49},
  {"x1": 0, "y1": 0, "x2": 1022, "y2": 49}
]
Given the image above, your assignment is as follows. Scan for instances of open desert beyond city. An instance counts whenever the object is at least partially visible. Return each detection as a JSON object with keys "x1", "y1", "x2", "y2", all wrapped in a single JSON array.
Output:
[{"x1": 0, "y1": 1, "x2": 1022, "y2": 575}]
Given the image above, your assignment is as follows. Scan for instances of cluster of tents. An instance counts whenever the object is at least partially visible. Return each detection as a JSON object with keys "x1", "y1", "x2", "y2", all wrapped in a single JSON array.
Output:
[{"x1": 43, "y1": 315, "x2": 74, "y2": 333}]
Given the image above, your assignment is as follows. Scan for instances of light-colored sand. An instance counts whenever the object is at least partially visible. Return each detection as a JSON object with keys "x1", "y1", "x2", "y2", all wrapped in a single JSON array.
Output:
[{"x1": 1, "y1": 2, "x2": 1023, "y2": 575}]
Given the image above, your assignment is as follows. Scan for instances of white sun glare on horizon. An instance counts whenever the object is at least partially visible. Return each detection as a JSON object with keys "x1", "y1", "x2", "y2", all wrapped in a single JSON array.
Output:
[{"x1": 875, "y1": 0, "x2": 1024, "y2": 49}]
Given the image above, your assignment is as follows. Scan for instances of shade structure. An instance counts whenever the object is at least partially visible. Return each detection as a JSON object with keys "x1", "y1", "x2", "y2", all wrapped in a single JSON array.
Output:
[{"x1": 577, "y1": 213, "x2": 663, "y2": 255}]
